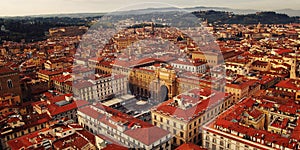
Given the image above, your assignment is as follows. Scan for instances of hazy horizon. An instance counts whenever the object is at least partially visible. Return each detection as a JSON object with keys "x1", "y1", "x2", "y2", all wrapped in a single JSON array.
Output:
[{"x1": 1, "y1": 0, "x2": 300, "y2": 17}]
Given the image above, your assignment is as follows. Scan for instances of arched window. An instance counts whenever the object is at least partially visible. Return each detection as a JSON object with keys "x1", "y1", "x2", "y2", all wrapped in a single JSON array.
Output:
[{"x1": 7, "y1": 79, "x2": 13, "y2": 88}]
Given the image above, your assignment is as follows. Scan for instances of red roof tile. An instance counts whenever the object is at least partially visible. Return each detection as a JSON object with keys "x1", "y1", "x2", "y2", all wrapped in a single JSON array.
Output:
[
  {"x1": 175, "y1": 143, "x2": 206, "y2": 150},
  {"x1": 154, "y1": 89, "x2": 228, "y2": 122},
  {"x1": 124, "y1": 126, "x2": 169, "y2": 145},
  {"x1": 102, "y1": 144, "x2": 128, "y2": 150},
  {"x1": 0, "y1": 66, "x2": 17, "y2": 75},
  {"x1": 276, "y1": 79, "x2": 300, "y2": 91}
]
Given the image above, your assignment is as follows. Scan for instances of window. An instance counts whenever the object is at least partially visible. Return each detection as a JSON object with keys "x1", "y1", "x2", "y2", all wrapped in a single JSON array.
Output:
[
  {"x1": 7, "y1": 79, "x2": 13, "y2": 88},
  {"x1": 205, "y1": 142, "x2": 209, "y2": 148},
  {"x1": 212, "y1": 138, "x2": 216, "y2": 143},
  {"x1": 205, "y1": 136, "x2": 209, "y2": 140},
  {"x1": 173, "y1": 137, "x2": 177, "y2": 143},
  {"x1": 212, "y1": 144, "x2": 216, "y2": 149},
  {"x1": 180, "y1": 132, "x2": 184, "y2": 138},
  {"x1": 180, "y1": 140, "x2": 184, "y2": 145}
]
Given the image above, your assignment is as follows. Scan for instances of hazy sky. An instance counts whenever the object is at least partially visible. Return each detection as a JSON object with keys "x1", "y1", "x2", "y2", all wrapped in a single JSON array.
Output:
[{"x1": 1, "y1": 0, "x2": 299, "y2": 16}]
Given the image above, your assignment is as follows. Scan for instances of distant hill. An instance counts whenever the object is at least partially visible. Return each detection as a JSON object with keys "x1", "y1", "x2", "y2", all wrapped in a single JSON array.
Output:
[
  {"x1": 111, "y1": 6, "x2": 299, "y2": 17},
  {"x1": 1, "y1": 6, "x2": 298, "y2": 18},
  {"x1": 188, "y1": 7, "x2": 300, "y2": 17},
  {"x1": 275, "y1": 9, "x2": 300, "y2": 17},
  {"x1": 0, "y1": 17, "x2": 96, "y2": 42},
  {"x1": 29, "y1": 13, "x2": 105, "y2": 18},
  {"x1": 192, "y1": 11, "x2": 299, "y2": 24},
  {"x1": 0, "y1": 8, "x2": 298, "y2": 43}
]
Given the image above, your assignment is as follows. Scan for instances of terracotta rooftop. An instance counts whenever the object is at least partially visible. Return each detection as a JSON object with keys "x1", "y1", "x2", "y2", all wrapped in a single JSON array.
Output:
[
  {"x1": 0, "y1": 66, "x2": 17, "y2": 75},
  {"x1": 78, "y1": 103, "x2": 170, "y2": 146},
  {"x1": 38, "y1": 69, "x2": 64, "y2": 76},
  {"x1": 275, "y1": 79, "x2": 300, "y2": 91},
  {"x1": 153, "y1": 88, "x2": 229, "y2": 122},
  {"x1": 175, "y1": 143, "x2": 207, "y2": 150},
  {"x1": 7, "y1": 123, "x2": 95, "y2": 150},
  {"x1": 208, "y1": 97, "x2": 300, "y2": 149}
]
